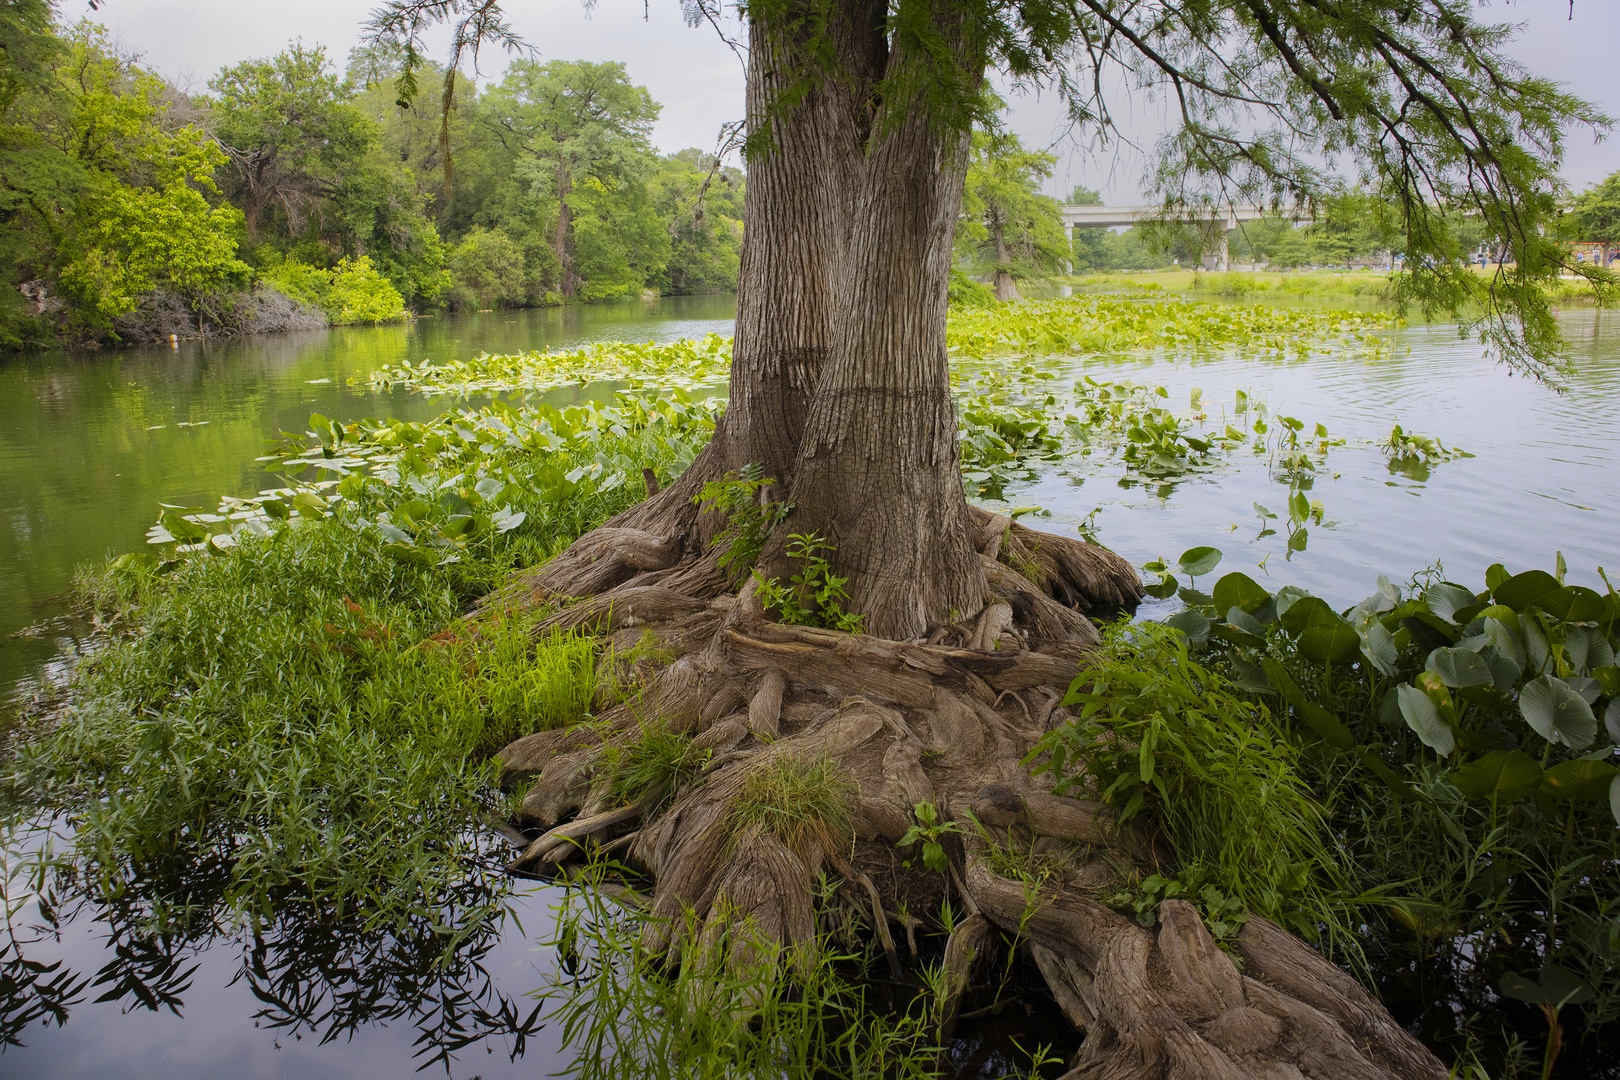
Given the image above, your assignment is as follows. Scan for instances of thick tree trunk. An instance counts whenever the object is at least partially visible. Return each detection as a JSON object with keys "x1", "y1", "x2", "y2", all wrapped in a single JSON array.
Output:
[
  {"x1": 993, "y1": 215, "x2": 1021, "y2": 301},
  {"x1": 699, "y1": 6, "x2": 882, "y2": 488},
  {"x1": 555, "y1": 160, "x2": 578, "y2": 299},
  {"x1": 780, "y1": 5, "x2": 987, "y2": 639}
]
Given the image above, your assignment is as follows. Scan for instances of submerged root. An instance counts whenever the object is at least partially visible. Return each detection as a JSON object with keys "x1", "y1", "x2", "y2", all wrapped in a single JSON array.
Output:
[{"x1": 484, "y1": 510, "x2": 1442, "y2": 1080}]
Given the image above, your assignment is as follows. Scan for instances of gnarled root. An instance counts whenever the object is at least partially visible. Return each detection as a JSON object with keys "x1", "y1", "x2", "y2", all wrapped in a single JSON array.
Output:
[
  {"x1": 962, "y1": 855, "x2": 1447, "y2": 1080},
  {"x1": 484, "y1": 505, "x2": 1444, "y2": 1080}
]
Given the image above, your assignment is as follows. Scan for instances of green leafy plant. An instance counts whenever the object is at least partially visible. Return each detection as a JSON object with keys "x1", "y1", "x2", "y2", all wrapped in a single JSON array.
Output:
[
  {"x1": 753, "y1": 533, "x2": 866, "y2": 634},
  {"x1": 1031, "y1": 621, "x2": 1352, "y2": 949},
  {"x1": 897, "y1": 801, "x2": 962, "y2": 874},
  {"x1": 695, "y1": 464, "x2": 791, "y2": 586},
  {"x1": 1108, "y1": 867, "x2": 1249, "y2": 947}
]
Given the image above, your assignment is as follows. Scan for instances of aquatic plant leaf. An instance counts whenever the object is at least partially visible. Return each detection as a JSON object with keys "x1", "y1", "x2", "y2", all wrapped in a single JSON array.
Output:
[
  {"x1": 1423, "y1": 583, "x2": 1476, "y2": 624},
  {"x1": 1449, "y1": 750, "x2": 1543, "y2": 801},
  {"x1": 1537, "y1": 585, "x2": 1607, "y2": 623},
  {"x1": 1540, "y1": 759, "x2": 1619, "y2": 802},
  {"x1": 1491, "y1": 570, "x2": 1560, "y2": 613},
  {"x1": 1177, "y1": 546, "x2": 1222, "y2": 578},
  {"x1": 1165, "y1": 608, "x2": 1211, "y2": 646},
  {"x1": 1500, "y1": 967, "x2": 1593, "y2": 1008},
  {"x1": 1398, "y1": 684, "x2": 1454, "y2": 756},
  {"x1": 1483, "y1": 617, "x2": 1525, "y2": 668},
  {"x1": 1298, "y1": 622, "x2": 1362, "y2": 664},
  {"x1": 1358, "y1": 620, "x2": 1399, "y2": 677},
  {"x1": 1213, "y1": 572, "x2": 1271, "y2": 617},
  {"x1": 1425, "y1": 647, "x2": 1494, "y2": 688},
  {"x1": 1606, "y1": 698, "x2": 1620, "y2": 745},
  {"x1": 1564, "y1": 626, "x2": 1614, "y2": 674},
  {"x1": 1279, "y1": 595, "x2": 1337, "y2": 634},
  {"x1": 1519, "y1": 675, "x2": 1597, "y2": 749},
  {"x1": 1612, "y1": 775, "x2": 1620, "y2": 827}
]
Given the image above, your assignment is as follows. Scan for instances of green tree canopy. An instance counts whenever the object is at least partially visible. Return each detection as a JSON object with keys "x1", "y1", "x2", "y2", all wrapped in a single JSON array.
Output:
[
  {"x1": 1569, "y1": 171, "x2": 1620, "y2": 244},
  {"x1": 481, "y1": 59, "x2": 659, "y2": 299},
  {"x1": 956, "y1": 125, "x2": 1068, "y2": 300}
]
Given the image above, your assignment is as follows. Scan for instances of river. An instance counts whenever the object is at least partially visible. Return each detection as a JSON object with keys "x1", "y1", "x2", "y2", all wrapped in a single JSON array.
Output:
[{"x1": 1, "y1": 293, "x2": 1617, "y2": 1078}]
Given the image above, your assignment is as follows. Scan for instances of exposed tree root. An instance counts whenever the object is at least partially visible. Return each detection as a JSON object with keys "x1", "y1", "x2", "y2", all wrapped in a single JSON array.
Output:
[{"x1": 484, "y1": 507, "x2": 1444, "y2": 1079}]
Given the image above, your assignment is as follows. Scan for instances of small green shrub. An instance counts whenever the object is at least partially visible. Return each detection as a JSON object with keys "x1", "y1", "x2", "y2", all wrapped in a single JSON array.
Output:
[
  {"x1": 327, "y1": 255, "x2": 407, "y2": 324},
  {"x1": 695, "y1": 465, "x2": 791, "y2": 587},
  {"x1": 754, "y1": 534, "x2": 865, "y2": 634},
  {"x1": 1032, "y1": 621, "x2": 1350, "y2": 948}
]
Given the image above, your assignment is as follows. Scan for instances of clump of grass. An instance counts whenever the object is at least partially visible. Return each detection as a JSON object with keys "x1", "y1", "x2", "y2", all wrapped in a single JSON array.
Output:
[
  {"x1": 1032, "y1": 621, "x2": 1353, "y2": 952},
  {"x1": 544, "y1": 863, "x2": 952, "y2": 1080},
  {"x1": 729, "y1": 756, "x2": 856, "y2": 856},
  {"x1": 10, "y1": 517, "x2": 600, "y2": 932},
  {"x1": 606, "y1": 726, "x2": 712, "y2": 810}
]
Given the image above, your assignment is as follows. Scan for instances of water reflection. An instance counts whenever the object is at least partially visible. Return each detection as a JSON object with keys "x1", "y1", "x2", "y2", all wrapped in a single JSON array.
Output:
[
  {"x1": 0, "y1": 821, "x2": 562, "y2": 1078},
  {"x1": 0, "y1": 297, "x2": 738, "y2": 697}
]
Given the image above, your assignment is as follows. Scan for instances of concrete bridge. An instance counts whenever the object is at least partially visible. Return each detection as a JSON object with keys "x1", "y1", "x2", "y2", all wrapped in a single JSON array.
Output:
[{"x1": 1061, "y1": 203, "x2": 1310, "y2": 271}]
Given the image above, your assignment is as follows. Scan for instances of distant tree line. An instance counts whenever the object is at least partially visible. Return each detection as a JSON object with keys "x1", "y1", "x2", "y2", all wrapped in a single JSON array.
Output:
[{"x1": 0, "y1": 5, "x2": 743, "y2": 349}]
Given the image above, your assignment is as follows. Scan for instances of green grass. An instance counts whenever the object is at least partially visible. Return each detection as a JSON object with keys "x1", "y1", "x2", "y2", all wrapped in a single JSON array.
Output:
[
  {"x1": 541, "y1": 861, "x2": 1070, "y2": 1080},
  {"x1": 1032, "y1": 621, "x2": 1354, "y2": 953},
  {"x1": 729, "y1": 755, "x2": 857, "y2": 857}
]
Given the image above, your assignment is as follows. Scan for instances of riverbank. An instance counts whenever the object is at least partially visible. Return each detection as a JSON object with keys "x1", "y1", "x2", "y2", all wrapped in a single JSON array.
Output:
[{"x1": 3, "y1": 295, "x2": 1618, "y2": 1078}]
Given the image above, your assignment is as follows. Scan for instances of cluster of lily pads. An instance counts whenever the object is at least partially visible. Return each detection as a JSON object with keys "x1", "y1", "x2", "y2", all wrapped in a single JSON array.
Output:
[
  {"x1": 946, "y1": 294, "x2": 1396, "y2": 362},
  {"x1": 147, "y1": 392, "x2": 721, "y2": 562},
  {"x1": 1154, "y1": 546, "x2": 1620, "y2": 826}
]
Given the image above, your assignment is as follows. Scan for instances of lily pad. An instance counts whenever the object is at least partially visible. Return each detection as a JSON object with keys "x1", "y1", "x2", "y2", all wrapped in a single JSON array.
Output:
[
  {"x1": 1398, "y1": 684, "x2": 1454, "y2": 757},
  {"x1": 1519, "y1": 675, "x2": 1597, "y2": 749},
  {"x1": 1177, "y1": 546, "x2": 1222, "y2": 578},
  {"x1": 1425, "y1": 647, "x2": 1494, "y2": 688},
  {"x1": 1492, "y1": 570, "x2": 1561, "y2": 613},
  {"x1": 1448, "y1": 750, "x2": 1543, "y2": 801},
  {"x1": 1213, "y1": 572, "x2": 1272, "y2": 617}
]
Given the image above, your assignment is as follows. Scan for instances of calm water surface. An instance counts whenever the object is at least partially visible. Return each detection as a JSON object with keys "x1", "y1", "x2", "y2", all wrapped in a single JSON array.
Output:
[{"x1": 1, "y1": 295, "x2": 1617, "y2": 1078}]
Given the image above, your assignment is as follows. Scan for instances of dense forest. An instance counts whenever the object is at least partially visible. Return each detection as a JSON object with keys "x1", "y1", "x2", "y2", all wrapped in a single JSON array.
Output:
[
  {"x1": 3, "y1": 3, "x2": 1614, "y2": 349},
  {"x1": 0, "y1": 5, "x2": 744, "y2": 348}
]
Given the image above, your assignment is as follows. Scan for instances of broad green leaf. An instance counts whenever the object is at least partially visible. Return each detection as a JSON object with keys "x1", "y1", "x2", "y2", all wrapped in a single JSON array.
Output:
[
  {"x1": 1499, "y1": 967, "x2": 1593, "y2": 1008},
  {"x1": 1484, "y1": 650, "x2": 1523, "y2": 692},
  {"x1": 1540, "y1": 759, "x2": 1619, "y2": 802},
  {"x1": 1564, "y1": 626, "x2": 1614, "y2": 674},
  {"x1": 1483, "y1": 617, "x2": 1525, "y2": 668},
  {"x1": 1358, "y1": 620, "x2": 1398, "y2": 677},
  {"x1": 1519, "y1": 675, "x2": 1597, "y2": 749},
  {"x1": 1492, "y1": 570, "x2": 1560, "y2": 613},
  {"x1": 1165, "y1": 608, "x2": 1211, "y2": 646},
  {"x1": 1449, "y1": 750, "x2": 1543, "y2": 801},
  {"x1": 1423, "y1": 583, "x2": 1476, "y2": 625},
  {"x1": 1213, "y1": 572, "x2": 1271, "y2": 616},
  {"x1": 1287, "y1": 527, "x2": 1309, "y2": 553},
  {"x1": 1299, "y1": 621, "x2": 1362, "y2": 664},
  {"x1": 1398, "y1": 684, "x2": 1454, "y2": 756},
  {"x1": 1611, "y1": 775, "x2": 1620, "y2": 827},
  {"x1": 1177, "y1": 546, "x2": 1222, "y2": 578},
  {"x1": 1425, "y1": 647, "x2": 1494, "y2": 688},
  {"x1": 1537, "y1": 585, "x2": 1607, "y2": 623},
  {"x1": 291, "y1": 491, "x2": 327, "y2": 516},
  {"x1": 474, "y1": 477, "x2": 505, "y2": 502},
  {"x1": 1484, "y1": 563, "x2": 1510, "y2": 592},
  {"x1": 1280, "y1": 596, "x2": 1340, "y2": 634},
  {"x1": 159, "y1": 511, "x2": 209, "y2": 543},
  {"x1": 1606, "y1": 698, "x2": 1620, "y2": 745}
]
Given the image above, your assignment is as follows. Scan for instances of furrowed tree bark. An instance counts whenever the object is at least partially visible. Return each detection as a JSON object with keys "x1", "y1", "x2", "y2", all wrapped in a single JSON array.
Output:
[{"x1": 779, "y1": 0, "x2": 988, "y2": 639}]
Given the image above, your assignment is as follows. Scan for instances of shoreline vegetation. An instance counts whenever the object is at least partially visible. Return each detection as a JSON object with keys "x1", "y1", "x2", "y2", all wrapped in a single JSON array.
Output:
[
  {"x1": 6, "y1": 6, "x2": 1613, "y2": 353},
  {"x1": 6, "y1": 294, "x2": 1617, "y2": 1076}
]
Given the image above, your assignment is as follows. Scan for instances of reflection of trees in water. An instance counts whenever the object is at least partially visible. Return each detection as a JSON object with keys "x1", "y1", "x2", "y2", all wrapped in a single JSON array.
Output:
[{"x1": 0, "y1": 823, "x2": 543, "y2": 1072}]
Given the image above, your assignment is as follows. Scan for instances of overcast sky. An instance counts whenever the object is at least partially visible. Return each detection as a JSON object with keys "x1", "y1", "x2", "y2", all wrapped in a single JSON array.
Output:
[{"x1": 84, "y1": 0, "x2": 1618, "y2": 204}]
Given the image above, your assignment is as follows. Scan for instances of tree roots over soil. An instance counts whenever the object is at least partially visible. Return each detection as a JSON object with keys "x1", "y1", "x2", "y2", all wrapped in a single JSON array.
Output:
[{"x1": 490, "y1": 508, "x2": 1446, "y2": 1080}]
